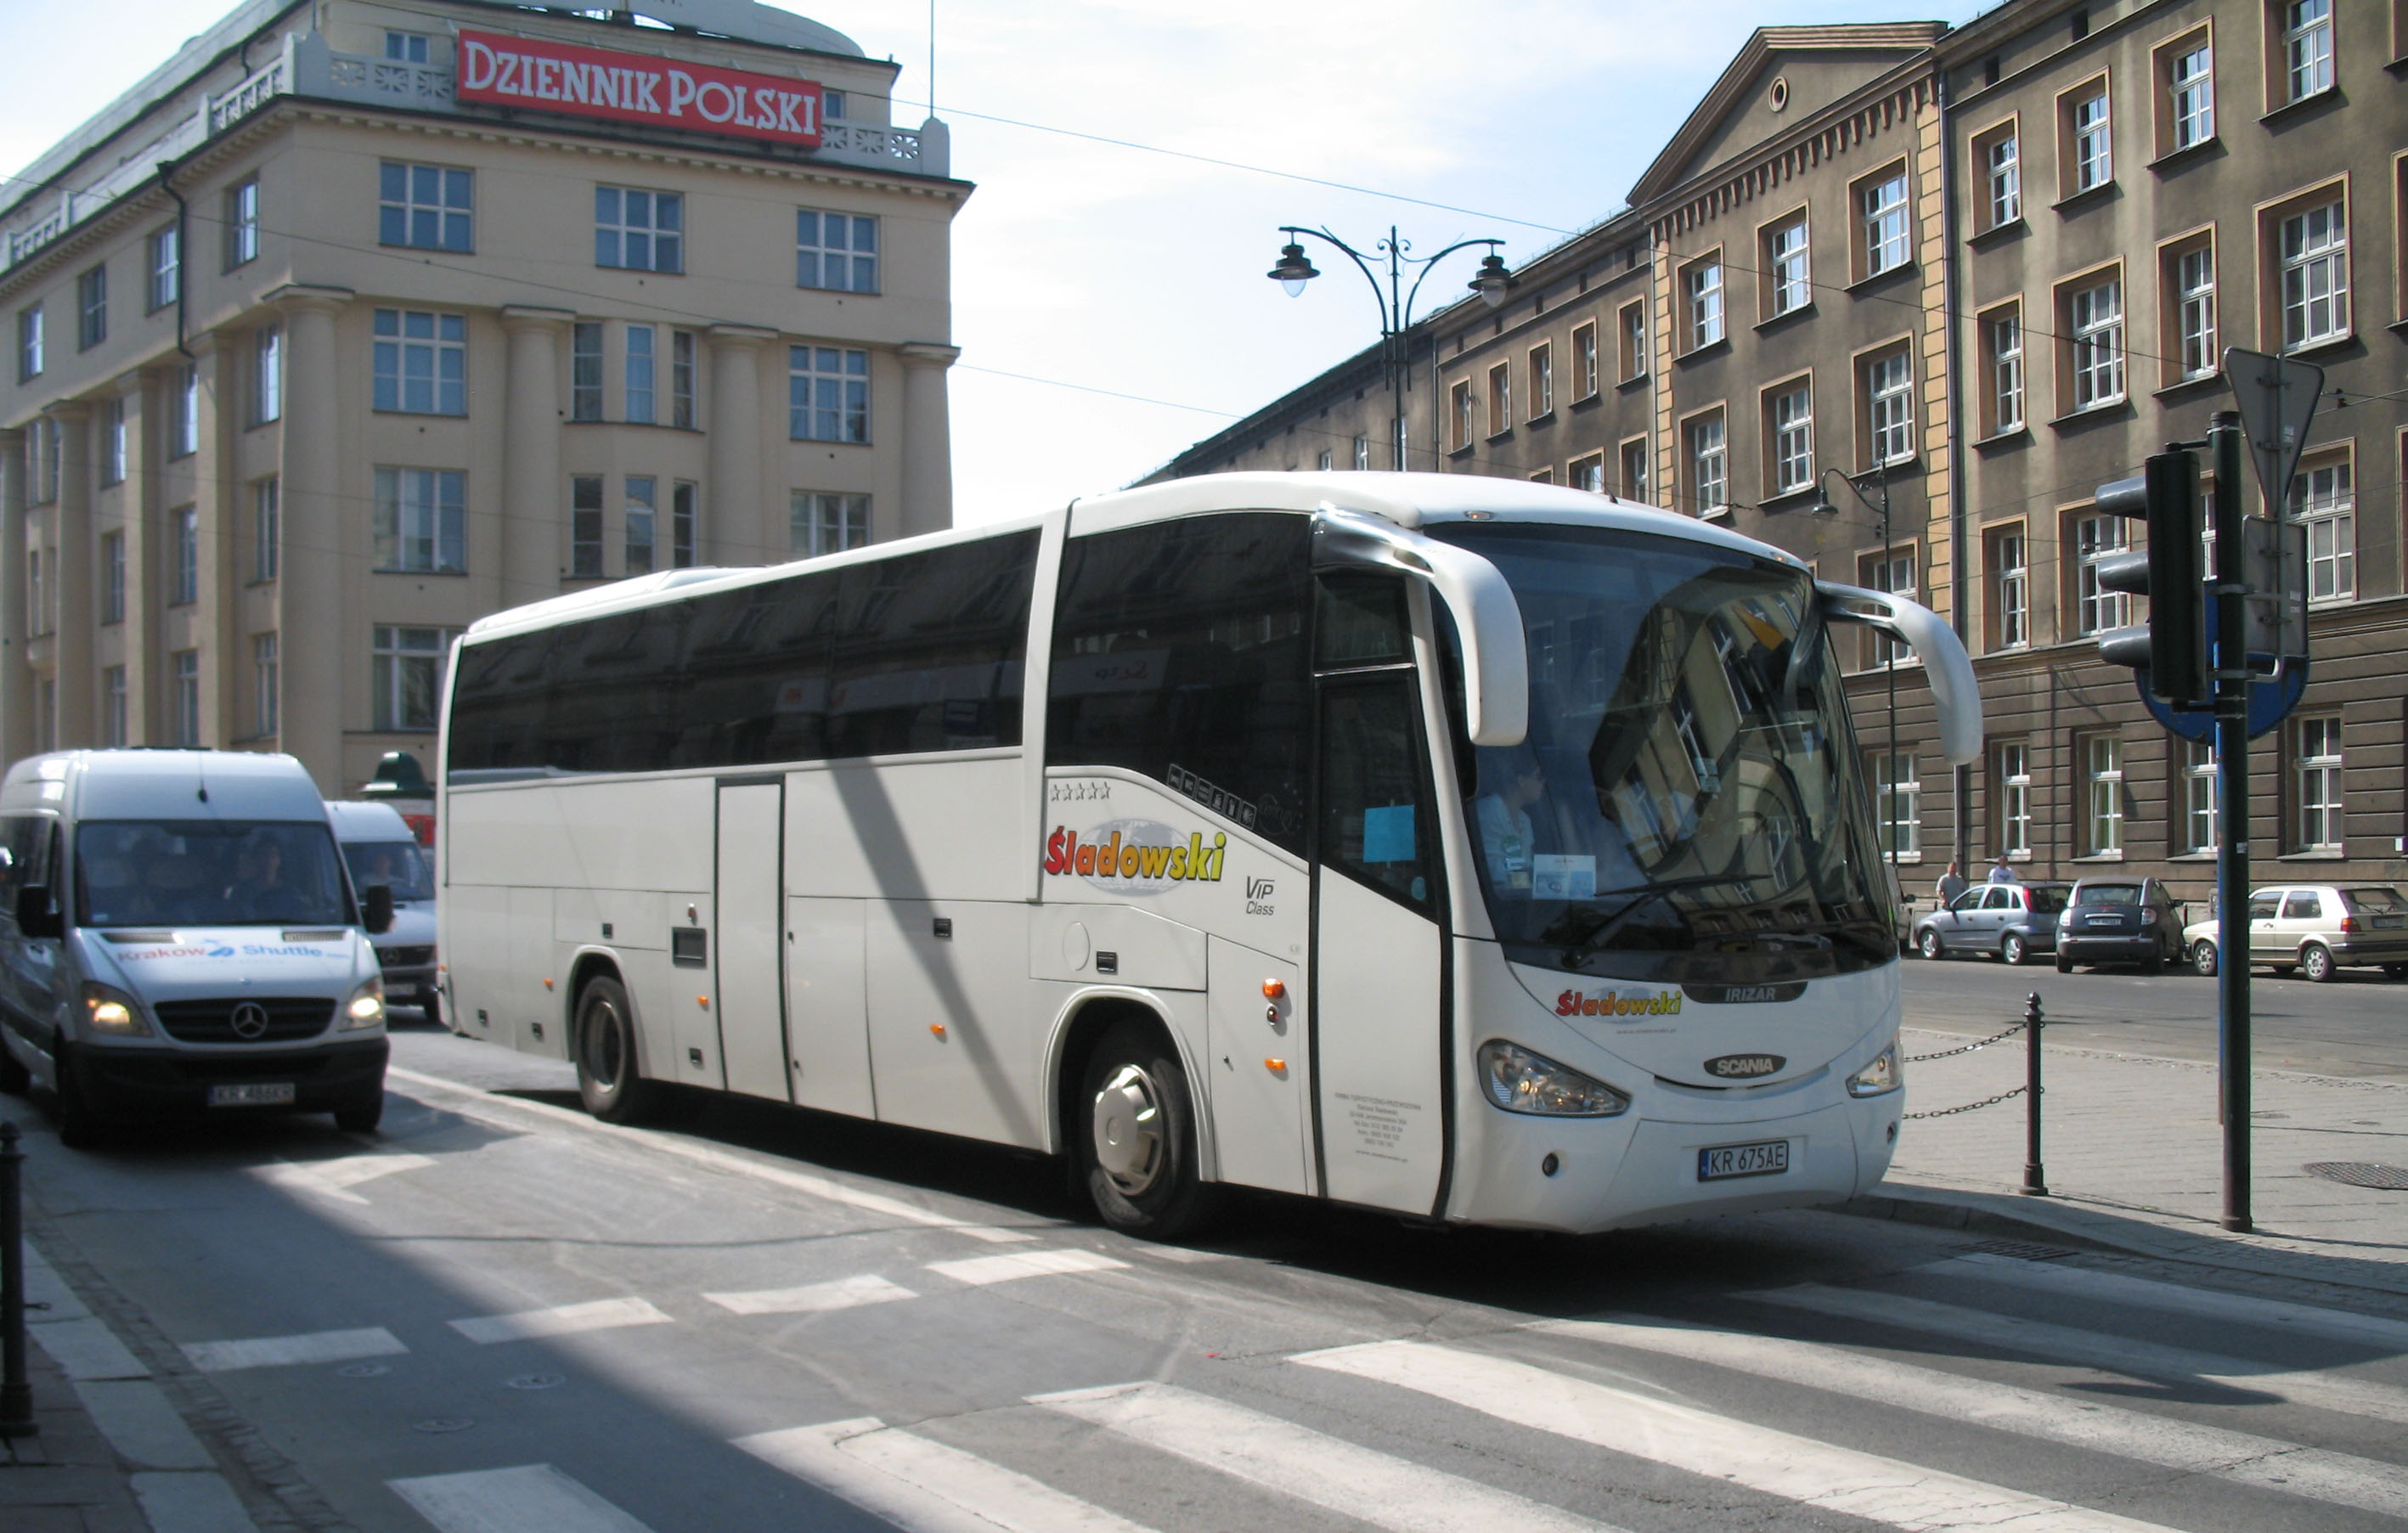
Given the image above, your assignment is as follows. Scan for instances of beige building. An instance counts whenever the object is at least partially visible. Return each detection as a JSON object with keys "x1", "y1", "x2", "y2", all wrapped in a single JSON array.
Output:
[{"x1": 2, "y1": 0, "x2": 967, "y2": 793}]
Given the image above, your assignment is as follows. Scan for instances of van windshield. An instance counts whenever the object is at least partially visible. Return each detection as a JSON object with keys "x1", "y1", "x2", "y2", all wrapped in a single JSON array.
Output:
[
  {"x1": 341, "y1": 840, "x2": 436, "y2": 902},
  {"x1": 76, "y1": 820, "x2": 352, "y2": 928}
]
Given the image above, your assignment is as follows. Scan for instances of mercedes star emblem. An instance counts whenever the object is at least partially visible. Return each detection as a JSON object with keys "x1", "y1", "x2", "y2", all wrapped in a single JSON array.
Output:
[{"x1": 230, "y1": 1001, "x2": 271, "y2": 1040}]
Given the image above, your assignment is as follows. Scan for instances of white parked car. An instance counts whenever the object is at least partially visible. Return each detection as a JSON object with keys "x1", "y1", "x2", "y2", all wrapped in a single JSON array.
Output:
[{"x1": 2182, "y1": 884, "x2": 2408, "y2": 981}]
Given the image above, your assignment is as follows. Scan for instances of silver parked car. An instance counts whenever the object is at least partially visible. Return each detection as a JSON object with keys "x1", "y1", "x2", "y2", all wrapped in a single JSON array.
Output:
[
  {"x1": 2185, "y1": 884, "x2": 2408, "y2": 981},
  {"x1": 1914, "y1": 882, "x2": 2071, "y2": 966}
]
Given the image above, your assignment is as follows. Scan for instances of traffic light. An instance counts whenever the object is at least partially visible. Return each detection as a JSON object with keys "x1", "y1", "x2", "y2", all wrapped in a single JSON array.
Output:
[{"x1": 2093, "y1": 449, "x2": 2209, "y2": 707}]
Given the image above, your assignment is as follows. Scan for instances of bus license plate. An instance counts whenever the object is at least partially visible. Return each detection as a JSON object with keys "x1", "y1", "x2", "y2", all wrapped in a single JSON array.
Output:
[
  {"x1": 208, "y1": 1082, "x2": 296, "y2": 1107},
  {"x1": 1698, "y1": 1139, "x2": 1789, "y2": 1181}
]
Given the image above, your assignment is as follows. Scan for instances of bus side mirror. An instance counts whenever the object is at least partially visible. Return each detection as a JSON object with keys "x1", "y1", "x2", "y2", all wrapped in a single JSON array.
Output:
[
  {"x1": 14, "y1": 883, "x2": 61, "y2": 939},
  {"x1": 1815, "y1": 582, "x2": 1985, "y2": 765},
  {"x1": 1312, "y1": 506, "x2": 1529, "y2": 747},
  {"x1": 364, "y1": 883, "x2": 396, "y2": 935}
]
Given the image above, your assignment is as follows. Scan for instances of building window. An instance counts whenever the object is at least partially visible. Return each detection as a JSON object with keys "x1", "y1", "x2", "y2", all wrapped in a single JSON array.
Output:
[
  {"x1": 104, "y1": 667, "x2": 128, "y2": 748},
  {"x1": 169, "y1": 364, "x2": 199, "y2": 457},
  {"x1": 101, "y1": 533, "x2": 125, "y2": 624},
  {"x1": 792, "y1": 491, "x2": 869, "y2": 556},
  {"x1": 25, "y1": 550, "x2": 41, "y2": 636},
  {"x1": 2065, "y1": 82, "x2": 2112, "y2": 195},
  {"x1": 2074, "y1": 512, "x2": 2129, "y2": 634},
  {"x1": 2278, "y1": 0, "x2": 2333, "y2": 104},
  {"x1": 371, "y1": 309, "x2": 467, "y2": 415},
  {"x1": 1864, "y1": 349, "x2": 1913, "y2": 465},
  {"x1": 373, "y1": 626, "x2": 456, "y2": 733},
  {"x1": 31, "y1": 418, "x2": 59, "y2": 505},
  {"x1": 253, "y1": 324, "x2": 282, "y2": 425},
  {"x1": 101, "y1": 397, "x2": 126, "y2": 486},
  {"x1": 1767, "y1": 381, "x2": 1813, "y2": 495},
  {"x1": 372, "y1": 466, "x2": 467, "y2": 574},
  {"x1": 1873, "y1": 752, "x2": 1920, "y2": 859},
  {"x1": 797, "y1": 210, "x2": 877, "y2": 291},
  {"x1": 173, "y1": 651, "x2": 200, "y2": 747},
  {"x1": 148, "y1": 226, "x2": 179, "y2": 313},
  {"x1": 618, "y1": 476, "x2": 658, "y2": 574},
  {"x1": 1983, "y1": 307, "x2": 2024, "y2": 433},
  {"x1": 1351, "y1": 433, "x2": 1369, "y2": 471},
  {"x1": 1570, "y1": 452, "x2": 1604, "y2": 493},
  {"x1": 788, "y1": 346, "x2": 870, "y2": 443},
  {"x1": 1683, "y1": 257, "x2": 1724, "y2": 350},
  {"x1": 1316, "y1": 449, "x2": 1333, "y2": 473},
  {"x1": 1485, "y1": 362, "x2": 1510, "y2": 437},
  {"x1": 1571, "y1": 320, "x2": 1599, "y2": 398},
  {"x1": 671, "y1": 330, "x2": 696, "y2": 429},
  {"x1": 1686, "y1": 411, "x2": 1726, "y2": 515},
  {"x1": 1449, "y1": 380, "x2": 1475, "y2": 452},
  {"x1": 1974, "y1": 122, "x2": 2021, "y2": 230},
  {"x1": 672, "y1": 481, "x2": 697, "y2": 567},
  {"x1": 15, "y1": 304, "x2": 40, "y2": 381},
  {"x1": 2166, "y1": 239, "x2": 2217, "y2": 382},
  {"x1": 2292, "y1": 714, "x2": 2342, "y2": 849},
  {"x1": 1617, "y1": 301, "x2": 1646, "y2": 380},
  {"x1": 76, "y1": 264, "x2": 105, "y2": 352},
  {"x1": 2084, "y1": 734, "x2": 2124, "y2": 854},
  {"x1": 571, "y1": 476, "x2": 604, "y2": 578},
  {"x1": 1864, "y1": 547, "x2": 1917, "y2": 666},
  {"x1": 2163, "y1": 34, "x2": 2214, "y2": 151},
  {"x1": 378, "y1": 162, "x2": 472, "y2": 252},
  {"x1": 1858, "y1": 169, "x2": 1909, "y2": 278},
  {"x1": 2067, "y1": 275, "x2": 2125, "y2": 410},
  {"x1": 624, "y1": 325, "x2": 657, "y2": 425},
  {"x1": 1526, "y1": 343, "x2": 1553, "y2": 419},
  {"x1": 224, "y1": 177, "x2": 259, "y2": 269},
  {"x1": 571, "y1": 322, "x2": 603, "y2": 422},
  {"x1": 1766, "y1": 216, "x2": 1810, "y2": 316},
  {"x1": 1988, "y1": 526, "x2": 2028, "y2": 649},
  {"x1": 1994, "y1": 741, "x2": 2033, "y2": 856},
  {"x1": 172, "y1": 507, "x2": 198, "y2": 605},
  {"x1": 253, "y1": 633, "x2": 279, "y2": 738},
  {"x1": 253, "y1": 476, "x2": 279, "y2": 583},
  {"x1": 36, "y1": 680, "x2": 53, "y2": 753},
  {"x1": 385, "y1": 29, "x2": 432, "y2": 63},
  {"x1": 2290, "y1": 457, "x2": 2354, "y2": 602},
  {"x1": 1620, "y1": 438, "x2": 1650, "y2": 504},
  {"x1": 2277, "y1": 199, "x2": 2349, "y2": 351},
  {"x1": 2179, "y1": 739, "x2": 2218, "y2": 854},
  {"x1": 595, "y1": 187, "x2": 682, "y2": 273}
]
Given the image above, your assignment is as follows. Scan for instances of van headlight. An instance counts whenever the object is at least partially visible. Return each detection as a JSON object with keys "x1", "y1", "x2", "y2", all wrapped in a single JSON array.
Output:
[
  {"x1": 341, "y1": 978, "x2": 386, "y2": 1030},
  {"x1": 1478, "y1": 1040, "x2": 1631, "y2": 1117},
  {"x1": 82, "y1": 983, "x2": 153, "y2": 1037},
  {"x1": 1847, "y1": 1041, "x2": 1901, "y2": 1098}
]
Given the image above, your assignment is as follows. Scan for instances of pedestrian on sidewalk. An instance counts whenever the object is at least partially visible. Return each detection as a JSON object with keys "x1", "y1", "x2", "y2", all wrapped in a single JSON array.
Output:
[
  {"x1": 1936, "y1": 859, "x2": 1968, "y2": 905},
  {"x1": 1987, "y1": 854, "x2": 2019, "y2": 884}
]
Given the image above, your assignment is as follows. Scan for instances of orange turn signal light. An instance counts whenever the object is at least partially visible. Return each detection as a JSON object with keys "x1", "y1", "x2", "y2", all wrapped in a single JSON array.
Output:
[
  {"x1": 697, "y1": 995, "x2": 711, "y2": 1009},
  {"x1": 1264, "y1": 1057, "x2": 1287, "y2": 1073},
  {"x1": 1262, "y1": 978, "x2": 1285, "y2": 1000},
  {"x1": 930, "y1": 1023, "x2": 948, "y2": 1039}
]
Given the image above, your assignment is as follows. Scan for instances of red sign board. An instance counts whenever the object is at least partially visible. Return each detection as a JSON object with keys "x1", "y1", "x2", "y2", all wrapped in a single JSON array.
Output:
[{"x1": 457, "y1": 28, "x2": 821, "y2": 148}]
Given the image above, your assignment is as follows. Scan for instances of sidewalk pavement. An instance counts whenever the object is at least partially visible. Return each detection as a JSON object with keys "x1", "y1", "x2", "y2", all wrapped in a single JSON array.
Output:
[{"x1": 1863, "y1": 1023, "x2": 2408, "y2": 1304}]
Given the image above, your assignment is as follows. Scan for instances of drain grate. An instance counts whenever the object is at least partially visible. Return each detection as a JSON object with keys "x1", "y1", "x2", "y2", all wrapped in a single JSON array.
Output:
[
  {"x1": 1960, "y1": 1238, "x2": 2083, "y2": 1261},
  {"x1": 2304, "y1": 1162, "x2": 2408, "y2": 1191}
]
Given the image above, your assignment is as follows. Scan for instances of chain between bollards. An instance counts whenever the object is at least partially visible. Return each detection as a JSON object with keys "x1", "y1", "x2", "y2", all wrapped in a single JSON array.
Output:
[
  {"x1": 2019, "y1": 992, "x2": 2047, "y2": 1198},
  {"x1": 1, "y1": 1119, "x2": 32, "y2": 1437}
]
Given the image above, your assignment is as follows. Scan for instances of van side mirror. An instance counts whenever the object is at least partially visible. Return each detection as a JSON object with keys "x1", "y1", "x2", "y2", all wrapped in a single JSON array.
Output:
[
  {"x1": 363, "y1": 883, "x2": 396, "y2": 935},
  {"x1": 14, "y1": 883, "x2": 62, "y2": 939}
]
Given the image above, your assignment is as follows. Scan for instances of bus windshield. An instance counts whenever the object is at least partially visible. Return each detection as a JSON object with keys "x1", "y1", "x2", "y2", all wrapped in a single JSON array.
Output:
[
  {"x1": 341, "y1": 840, "x2": 437, "y2": 903},
  {"x1": 76, "y1": 820, "x2": 352, "y2": 929},
  {"x1": 1431, "y1": 520, "x2": 1892, "y2": 984}
]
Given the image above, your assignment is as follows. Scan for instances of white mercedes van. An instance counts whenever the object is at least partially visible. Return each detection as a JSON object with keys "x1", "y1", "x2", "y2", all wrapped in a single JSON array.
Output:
[
  {"x1": 0, "y1": 750, "x2": 392, "y2": 1144},
  {"x1": 327, "y1": 801, "x2": 439, "y2": 1019}
]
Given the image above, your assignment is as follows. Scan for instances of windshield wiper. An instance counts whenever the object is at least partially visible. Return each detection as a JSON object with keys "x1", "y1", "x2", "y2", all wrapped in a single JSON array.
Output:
[{"x1": 1544, "y1": 874, "x2": 1758, "y2": 963}]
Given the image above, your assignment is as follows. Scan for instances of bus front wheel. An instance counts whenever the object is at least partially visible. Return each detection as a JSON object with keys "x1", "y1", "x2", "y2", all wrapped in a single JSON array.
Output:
[
  {"x1": 1080, "y1": 1019, "x2": 1215, "y2": 1240},
  {"x1": 574, "y1": 976, "x2": 669, "y2": 1125}
]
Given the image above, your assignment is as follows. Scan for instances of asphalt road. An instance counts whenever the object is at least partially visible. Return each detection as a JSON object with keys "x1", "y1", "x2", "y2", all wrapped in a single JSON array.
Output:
[
  {"x1": 1902, "y1": 950, "x2": 2408, "y2": 1079},
  {"x1": 16, "y1": 1014, "x2": 2408, "y2": 1533}
]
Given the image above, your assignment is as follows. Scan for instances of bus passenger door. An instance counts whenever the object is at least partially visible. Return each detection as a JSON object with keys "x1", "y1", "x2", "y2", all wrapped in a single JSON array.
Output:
[
  {"x1": 714, "y1": 779, "x2": 790, "y2": 1101},
  {"x1": 1311, "y1": 674, "x2": 1447, "y2": 1215}
]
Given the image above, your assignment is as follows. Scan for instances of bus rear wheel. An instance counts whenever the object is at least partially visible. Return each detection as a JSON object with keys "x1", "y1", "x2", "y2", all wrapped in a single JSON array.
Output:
[
  {"x1": 1080, "y1": 1019, "x2": 1215, "y2": 1241},
  {"x1": 574, "y1": 976, "x2": 669, "y2": 1125}
]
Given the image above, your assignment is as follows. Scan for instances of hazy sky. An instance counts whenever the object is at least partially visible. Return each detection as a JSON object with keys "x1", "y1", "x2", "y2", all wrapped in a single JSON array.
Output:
[{"x1": 3, "y1": 0, "x2": 1990, "y2": 527}]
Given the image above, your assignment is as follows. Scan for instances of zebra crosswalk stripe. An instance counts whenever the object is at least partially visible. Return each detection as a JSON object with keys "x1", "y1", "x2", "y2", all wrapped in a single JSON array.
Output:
[
  {"x1": 387, "y1": 1464, "x2": 654, "y2": 1533},
  {"x1": 1533, "y1": 1316, "x2": 2408, "y2": 1522},
  {"x1": 1747, "y1": 1282, "x2": 2408, "y2": 1426},
  {"x1": 1918, "y1": 1252, "x2": 2408, "y2": 1352},
  {"x1": 736, "y1": 1417, "x2": 1156, "y2": 1533},
  {"x1": 1033, "y1": 1380, "x2": 1614, "y2": 1533},
  {"x1": 1296, "y1": 1339, "x2": 2188, "y2": 1533}
]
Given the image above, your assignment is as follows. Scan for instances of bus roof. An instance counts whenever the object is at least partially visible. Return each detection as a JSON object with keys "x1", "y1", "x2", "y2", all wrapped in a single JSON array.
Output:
[{"x1": 460, "y1": 471, "x2": 1802, "y2": 644}]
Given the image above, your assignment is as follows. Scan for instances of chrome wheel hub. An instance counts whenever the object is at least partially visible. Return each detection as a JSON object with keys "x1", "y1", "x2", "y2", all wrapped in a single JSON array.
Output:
[{"x1": 1091, "y1": 1063, "x2": 1165, "y2": 1195}]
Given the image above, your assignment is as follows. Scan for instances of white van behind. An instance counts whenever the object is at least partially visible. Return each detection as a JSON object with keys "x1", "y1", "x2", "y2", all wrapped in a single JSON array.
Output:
[
  {"x1": 0, "y1": 750, "x2": 393, "y2": 1144},
  {"x1": 328, "y1": 801, "x2": 440, "y2": 1020}
]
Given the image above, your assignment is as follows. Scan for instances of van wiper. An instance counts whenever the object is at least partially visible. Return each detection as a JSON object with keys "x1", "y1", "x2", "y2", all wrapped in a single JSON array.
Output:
[{"x1": 1545, "y1": 875, "x2": 1757, "y2": 964}]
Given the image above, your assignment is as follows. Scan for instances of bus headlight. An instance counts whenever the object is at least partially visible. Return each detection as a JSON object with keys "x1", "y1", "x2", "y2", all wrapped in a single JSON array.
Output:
[
  {"x1": 1847, "y1": 1041, "x2": 1901, "y2": 1097},
  {"x1": 1478, "y1": 1040, "x2": 1631, "y2": 1117},
  {"x1": 82, "y1": 983, "x2": 152, "y2": 1037},
  {"x1": 341, "y1": 978, "x2": 386, "y2": 1030}
]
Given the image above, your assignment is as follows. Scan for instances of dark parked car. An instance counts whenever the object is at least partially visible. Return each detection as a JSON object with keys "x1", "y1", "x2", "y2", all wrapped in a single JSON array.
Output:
[
  {"x1": 1914, "y1": 882, "x2": 2071, "y2": 966},
  {"x1": 2056, "y1": 876, "x2": 2186, "y2": 972}
]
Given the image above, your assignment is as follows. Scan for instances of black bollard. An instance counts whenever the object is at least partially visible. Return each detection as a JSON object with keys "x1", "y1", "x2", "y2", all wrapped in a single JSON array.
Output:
[
  {"x1": 2018, "y1": 993, "x2": 2047, "y2": 1198},
  {"x1": 1, "y1": 1120, "x2": 31, "y2": 1436}
]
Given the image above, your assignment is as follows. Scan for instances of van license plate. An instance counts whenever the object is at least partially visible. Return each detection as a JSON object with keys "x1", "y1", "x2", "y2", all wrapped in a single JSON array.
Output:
[
  {"x1": 1698, "y1": 1139, "x2": 1789, "y2": 1181},
  {"x1": 208, "y1": 1082, "x2": 296, "y2": 1107}
]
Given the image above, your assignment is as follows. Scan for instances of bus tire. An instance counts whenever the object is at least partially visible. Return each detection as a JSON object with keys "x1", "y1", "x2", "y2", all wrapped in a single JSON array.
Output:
[
  {"x1": 1080, "y1": 1018, "x2": 1215, "y2": 1241},
  {"x1": 573, "y1": 976, "x2": 669, "y2": 1125}
]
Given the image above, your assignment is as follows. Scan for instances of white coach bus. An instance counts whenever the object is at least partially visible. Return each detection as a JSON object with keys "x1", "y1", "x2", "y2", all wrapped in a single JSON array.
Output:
[{"x1": 437, "y1": 473, "x2": 1980, "y2": 1237}]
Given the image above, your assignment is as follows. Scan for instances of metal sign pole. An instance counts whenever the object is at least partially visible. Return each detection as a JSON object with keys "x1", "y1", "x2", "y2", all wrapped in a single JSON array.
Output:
[{"x1": 2209, "y1": 413, "x2": 2252, "y2": 1233}]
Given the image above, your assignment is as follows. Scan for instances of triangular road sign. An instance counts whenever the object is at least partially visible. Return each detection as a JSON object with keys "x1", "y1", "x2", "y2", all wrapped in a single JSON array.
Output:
[{"x1": 2223, "y1": 347, "x2": 2323, "y2": 513}]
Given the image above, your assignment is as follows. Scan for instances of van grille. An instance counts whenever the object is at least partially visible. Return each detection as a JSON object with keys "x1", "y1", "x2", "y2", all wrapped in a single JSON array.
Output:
[
  {"x1": 375, "y1": 945, "x2": 436, "y2": 967},
  {"x1": 153, "y1": 998, "x2": 336, "y2": 1044}
]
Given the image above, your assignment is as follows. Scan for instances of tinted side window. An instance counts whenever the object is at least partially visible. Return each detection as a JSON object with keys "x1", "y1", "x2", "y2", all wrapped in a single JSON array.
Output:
[
  {"x1": 1048, "y1": 513, "x2": 1311, "y2": 852},
  {"x1": 828, "y1": 533, "x2": 1036, "y2": 758},
  {"x1": 674, "y1": 569, "x2": 837, "y2": 769},
  {"x1": 1319, "y1": 674, "x2": 1438, "y2": 913},
  {"x1": 2247, "y1": 894, "x2": 2281, "y2": 920},
  {"x1": 2283, "y1": 892, "x2": 2321, "y2": 919}
]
